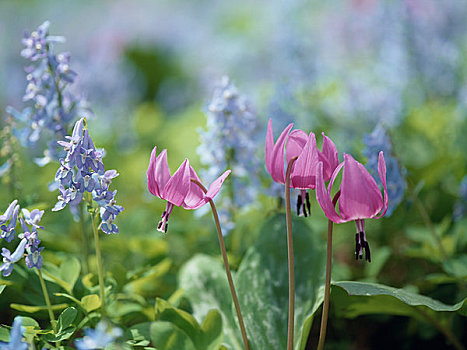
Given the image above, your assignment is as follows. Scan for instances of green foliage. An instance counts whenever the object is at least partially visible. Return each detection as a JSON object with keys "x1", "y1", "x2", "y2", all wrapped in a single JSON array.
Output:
[
  {"x1": 81, "y1": 294, "x2": 101, "y2": 312},
  {"x1": 180, "y1": 214, "x2": 326, "y2": 350},
  {"x1": 152, "y1": 298, "x2": 223, "y2": 350},
  {"x1": 179, "y1": 255, "x2": 242, "y2": 350},
  {"x1": 332, "y1": 281, "x2": 466, "y2": 319}
]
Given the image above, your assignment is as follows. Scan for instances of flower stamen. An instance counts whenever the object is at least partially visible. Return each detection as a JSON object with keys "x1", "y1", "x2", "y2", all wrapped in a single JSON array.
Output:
[{"x1": 157, "y1": 203, "x2": 174, "y2": 233}]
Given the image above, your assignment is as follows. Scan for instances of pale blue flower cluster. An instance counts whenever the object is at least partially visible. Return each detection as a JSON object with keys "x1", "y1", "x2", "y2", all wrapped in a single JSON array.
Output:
[
  {"x1": 0, "y1": 316, "x2": 28, "y2": 350},
  {"x1": 74, "y1": 321, "x2": 122, "y2": 350},
  {"x1": 6, "y1": 21, "x2": 89, "y2": 166},
  {"x1": 453, "y1": 176, "x2": 467, "y2": 221},
  {"x1": 363, "y1": 123, "x2": 406, "y2": 216},
  {"x1": 198, "y1": 76, "x2": 261, "y2": 231},
  {"x1": 53, "y1": 118, "x2": 124, "y2": 234},
  {"x1": 0, "y1": 200, "x2": 45, "y2": 277}
]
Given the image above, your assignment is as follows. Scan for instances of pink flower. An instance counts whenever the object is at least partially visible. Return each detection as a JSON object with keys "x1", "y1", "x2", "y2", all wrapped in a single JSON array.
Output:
[
  {"x1": 265, "y1": 119, "x2": 339, "y2": 216},
  {"x1": 315, "y1": 151, "x2": 389, "y2": 262},
  {"x1": 147, "y1": 146, "x2": 230, "y2": 232}
]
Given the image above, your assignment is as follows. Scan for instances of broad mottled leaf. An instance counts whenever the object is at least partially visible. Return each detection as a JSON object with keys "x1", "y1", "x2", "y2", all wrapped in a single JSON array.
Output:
[
  {"x1": 180, "y1": 214, "x2": 326, "y2": 350},
  {"x1": 236, "y1": 214, "x2": 326, "y2": 350},
  {"x1": 179, "y1": 255, "x2": 244, "y2": 350},
  {"x1": 332, "y1": 281, "x2": 467, "y2": 320},
  {"x1": 150, "y1": 321, "x2": 197, "y2": 350}
]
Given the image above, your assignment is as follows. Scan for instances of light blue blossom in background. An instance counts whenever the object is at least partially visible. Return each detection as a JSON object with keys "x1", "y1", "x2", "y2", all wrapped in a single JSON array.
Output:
[
  {"x1": 0, "y1": 201, "x2": 20, "y2": 243},
  {"x1": 0, "y1": 316, "x2": 28, "y2": 350},
  {"x1": 7, "y1": 20, "x2": 89, "y2": 166},
  {"x1": 0, "y1": 201, "x2": 45, "y2": 277},
  {"x1": 0, "y1": 238, "x2": 27, "y2": 277},
  {"x1": 53, "y1": 118, "x2": 124, "y2": 233},
  {"x1": 363, "y1": 123, "x2": 406, "y2": 217},
  {"x1": 198, "y1": 76, "x2": 262, "y2": 232},
  {"x1": 75, "y1": 321, "x2": 122, "y2": 350}
]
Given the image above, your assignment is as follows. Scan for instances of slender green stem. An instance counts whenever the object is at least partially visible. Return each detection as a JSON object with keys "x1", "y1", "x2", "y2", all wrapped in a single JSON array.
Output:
[
  {"x1": 90, "y1": 213, "x2": 106, "y2": 316},
  {"x1": 191, "y1": 179, "x2": 250, "y2": 350},
  {"x1": 79, "y1": 202, "x2": 90, "y2": 275},
  {"x1": 317, "y1": 191, "x2": 340, "y2": 350},
  {"x1": 37, "y1": 269, "x2": 56, "y2": 333},
  {"x1": 285, "y1": 156, "x2": 297, "y2": 350}
]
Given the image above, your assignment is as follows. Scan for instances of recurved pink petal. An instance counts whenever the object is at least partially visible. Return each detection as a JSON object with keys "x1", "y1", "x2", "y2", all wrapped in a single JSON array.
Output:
[
  {"x1": 182, "y1": 166, "x2": 206, "y2": 209},
  {"x1": 147, "y1": 147, "x2": 171, "y2": 198},
  {"x1": 205, "y1": 170, "x2": 231, "y2": 200},
  {"x1": 375, "y1": 151, "x2": 389, "y2": 218},
  {"x1": 315, "y1": 162, "x2": 345, "y2": 223},
  {"x1": 184, "y1": 170, "x2": 231, "y2": 210},
  {"x1": 318, "y1": 133, "x2": 339, "y2": 181},
  {"x1": 327, "y1": 161, "x2": 344, "y2": 197},
  {"x1": 265, "y1": 119, "x2": 293, "y2": 184},
  {"x1": 286, "y1": 129, "x2": 308, "y2": 165},
  {"x1": 161, "y1": 159, "x2": 191, "y2": 206},
  {"x1": 290, "y1": 132, "x2": 320, "y2": 189},
  {"x1": 338, "y1": 154, "x2": 383, "y2": 221}
]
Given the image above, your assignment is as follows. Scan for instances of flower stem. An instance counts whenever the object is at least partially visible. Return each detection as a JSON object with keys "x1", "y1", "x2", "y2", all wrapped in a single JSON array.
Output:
[
  {"x1": 285, "y1": 156, "x2": 297, "y2": 350},
  {"x1": 317, "y1": 190, "x2": 340, "y2": 350},
  {"x1": 90, "y1": 212, "x2": 106, "y2": 316},
  {"x1": 79, "y1": 202, "x2": 90, "y2": 275},
  {"x1": 37, "y1": 269, "x2": 56, "y2": 333},
  {"x1": 191, "y1": 179, "x2": 250, "y2": 350}
]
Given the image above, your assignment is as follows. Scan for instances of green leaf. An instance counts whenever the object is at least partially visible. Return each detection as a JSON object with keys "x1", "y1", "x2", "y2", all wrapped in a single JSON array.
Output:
[
  {"x1": 128, "y1": 322, "x2": 152, "y2": 346},
  {"x1": 43, "y1": 326, "x2": 76, "y2": 342},
  {"x1": 41, "y1": 263, "x2": 73, "y2": 292},
  {"x1": 155, "y1": 298, "x2": 202, "y2": 343},
  {"x1": 200, "y1": 309, "x2": 223, "y2": 350},
  {"x1": 54, "y1": 292, "x2": 83, "y2": 308},
  {"x1": 59, "y1": 257, "x2": 81, "y2": 293},
  {"x1": 332, "y1": 281, "x2": 466, "y2": 320},
  {"x1": 10, "y1": 303, "x2": 68, "y2": 313},
  {"x1": 19, "y1": 316, "x2": 43, "y2": 343},
  {"x1": 0, "y1": 285, "x2": 5, "y2": 295},
  {"x1": 442, "y1": 255, "x2": 467, "y2": 279},
  {"x1": 150, "y1": 321, "x2": 197, "y2": 350},
  {"x1": 236, "y1": 214, "x2": 326, "y2": 350},
  {"x1": 81, "y1": 294, "x2": 101, "y2": 313},
  {"x1": 57, "y1": 307, "x2": 77, "y2": 333},
  {"x1": 0, "y1": 327, "x2": 10, "y2": 342},
  {"x1": 154, "y1": 298, "x2": 223, "y2": 350},
  {"x1": 19, "y1": 316, "x2": 40, "y2": 328}
]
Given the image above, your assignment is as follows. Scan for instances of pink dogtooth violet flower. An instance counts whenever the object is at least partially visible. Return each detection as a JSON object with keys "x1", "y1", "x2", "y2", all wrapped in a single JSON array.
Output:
[
  {"x1": 265, "y1": 119, "x2": 339, "y2": 217},
  {"x1": 147, "y1": 146, "x2": 231, "y2": 233},
  {"x1": 315, "y1": 151, "x2": 389, "y2": 262}
]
